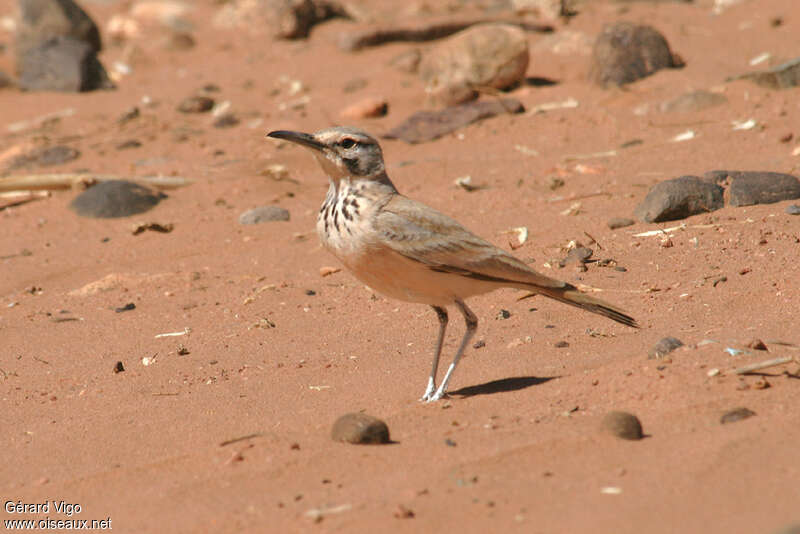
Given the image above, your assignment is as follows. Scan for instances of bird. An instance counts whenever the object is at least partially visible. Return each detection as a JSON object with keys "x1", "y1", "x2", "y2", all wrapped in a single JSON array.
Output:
[{"x1": 267, "y1": 126, "x2": 638, "y2": 402}]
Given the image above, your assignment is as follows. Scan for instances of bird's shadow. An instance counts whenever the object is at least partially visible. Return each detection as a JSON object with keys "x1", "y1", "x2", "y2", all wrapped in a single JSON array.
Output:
[{"x1": 449, "y1": 376, "x2": 557, "y2": 398}]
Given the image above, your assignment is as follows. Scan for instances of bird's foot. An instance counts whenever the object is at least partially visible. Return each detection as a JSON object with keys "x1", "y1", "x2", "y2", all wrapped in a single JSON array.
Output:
[
  {"x1": 421, "y1": 387, "x2": 449, "y2": 403},
  {"x1": 420, "y1": 378, "x2": 437, "y2": 402}
]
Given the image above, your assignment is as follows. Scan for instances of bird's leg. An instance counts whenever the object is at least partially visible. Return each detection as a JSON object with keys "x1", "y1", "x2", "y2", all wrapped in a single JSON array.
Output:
[
  {"x1": 428, "y1": 299, "x2": 477, "y2": 402},
  {"x1": 421, "y1": 305, "x2": 448, "y2": 402}
]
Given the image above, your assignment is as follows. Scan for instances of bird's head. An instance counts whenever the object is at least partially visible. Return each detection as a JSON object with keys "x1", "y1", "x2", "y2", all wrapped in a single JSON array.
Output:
[{"x1": 267, "y1": 126, "x2": 386, "y2": 183}]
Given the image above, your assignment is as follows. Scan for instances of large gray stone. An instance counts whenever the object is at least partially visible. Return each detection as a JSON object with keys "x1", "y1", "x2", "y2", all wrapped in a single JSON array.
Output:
[
  {"x1": 70, "y1": 180, "x2": 165, "y2": 218},
  {"x1": 18, "y1": 36, "x2": 112, "y2": 92},
  {"x1": 16, "y1": 0, "x2": 102, "y2": 61},
  {"x1": 15, "y1": 0, "x2": 112, "y2": 92},
  {"x1": 590, "y1": 22, "x2": 680, "y2": 87},
  {"x1": 635, "y1": 176, "x2": 723, "y2": 223},
  {"x1": 706, "y1": 170, "x2": 800, "y2": 207},
  {"x1": 419, "y1": 23, "x2": 529, "y2": 107}
]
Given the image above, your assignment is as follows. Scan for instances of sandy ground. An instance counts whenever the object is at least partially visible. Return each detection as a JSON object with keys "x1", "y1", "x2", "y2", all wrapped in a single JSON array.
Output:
[{"x1": 2, "y1": 0, "x2": 800, "y2": 532}]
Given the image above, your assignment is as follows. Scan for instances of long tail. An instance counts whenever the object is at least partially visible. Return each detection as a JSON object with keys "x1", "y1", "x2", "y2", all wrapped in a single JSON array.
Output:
[{"x1": 520, "y1": 285, "x2": 639, "y2": 328}]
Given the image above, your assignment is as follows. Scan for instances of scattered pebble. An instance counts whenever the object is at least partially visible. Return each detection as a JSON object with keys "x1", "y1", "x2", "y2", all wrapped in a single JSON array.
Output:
[
  {"x1": 319, "y1": 266, "x2": 341, "y2": 277},
  {"x1": 745, "y1": 338, "x2": 768, "y2": 351},
  {"x1": 239, "y1": 206, "x2": 290, "y2": 224},
  {"x1": 331, "y1": 413, "x2": 391, "y2": 444},
  {"x1": 648, "y1": 337, "x2": 684, "y2": 359},
  {"x1": 495, "y1": 309, "x2": 511, "y2": 320},
  {"x1": 601, "y1": 411, "x2": 643, "y2": 440},
  {"x1": 6, "y1": 145, "x2": 81, "y2": 171},
  {"x1": 116, "y1": 139, "x2": 142, "y2": 150},
  {"x1": 115, "y1": 303, "x2": 136, "y2": 313},
  {"x1": 113, "y1": 361, "x2": 125, "y2": 373},
  {"x1": 661, "y1": 90, "x2": 727, "y2": 113},
  {"x1": 720, "y1": 407, "x2": 756, "y2": 424},
  {"x1": 607, "y1": 217, "x2": 634, "y2": 230},
  {"x1": 559, "y1": 246, "x2": 592, "y2": 267},
  {"x1": 213, "y1": 113, "x2": 240, "y2": 128},
  {"x1": 707, "y1": 368, "x2": 720, "y2": 377},
  {"x1": 70, "y1": 180, "x2": 166, "y2": 218},
  {"x1": 339, "y1": 97, "x2": 389, "y2": 119},
  {"x1": 787, "y1": 204, "x2": 800, "y2": 215},
  {"x1": 393, "y1": 504, "x2": 415, "y2": 519},
  {"x1": 735, "y1": 56, "x2": 800, "y2": 90},
  {"x1": 554, "y1": 340, "x2": 569, "y2": 348},
  {"x1": 385, "y1": 99, "x2": 524, "y2": 144},
  {"x1": 177, "y1": 95, "x2": 215, "y2": 113}
]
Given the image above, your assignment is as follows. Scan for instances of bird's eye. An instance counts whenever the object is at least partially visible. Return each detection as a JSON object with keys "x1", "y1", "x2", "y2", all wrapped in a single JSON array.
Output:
[{"x1": 340, "y1": 138, "x2": 356, "y2": 149}]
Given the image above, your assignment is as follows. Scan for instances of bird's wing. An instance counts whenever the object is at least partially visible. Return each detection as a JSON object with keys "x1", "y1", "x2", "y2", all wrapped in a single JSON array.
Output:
[{"x1": 373, "y1": 194, "x2": 568, "y2": 291}]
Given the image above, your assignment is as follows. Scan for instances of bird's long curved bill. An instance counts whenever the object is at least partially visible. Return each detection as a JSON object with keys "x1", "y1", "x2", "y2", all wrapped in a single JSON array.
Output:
[{"x1": 266, "y1": 130, "x2": 325, "y2": 152}]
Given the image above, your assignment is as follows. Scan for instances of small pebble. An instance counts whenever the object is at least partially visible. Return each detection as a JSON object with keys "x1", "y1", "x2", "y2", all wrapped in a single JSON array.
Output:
[
  {"x1": 601, "y1": 411, "x2": 643, "y2": 440},
  {"x1": 331, "y1": 413, "x2": 390, "y2": 444},
  {"x1": 607, "y1": 217, "x2": 634, "y2": 230},
  {"x1": 115, "y1": 302, "x2": 136, "y2": 313},
  {"x1": 720, "y1": 407, "x2": 756, "y2": 424},
  {"x1": 648, "y1": 337, "x2": 683, "y2": 359},
  {"x1": 239, "y1": 206, "x2": 290, "y2": 224},
  {"x1": 786, "y1": 204, "x2": 800, "y2": 215},
  {"x1": 177, "y1": 95, "x2": 214, "y2": 113},
  {"x1": 113, "y1": 361, "x2": 125, "y2": 373},
  {"x1": 339, "y1": 97, "x2": 389, "y2": 120},
  {"x1": 745, "y1": 338, "x2": 768, "y2": 351},
  {"x1": 554, "y1": 340, "x2": 569, "y2": 348},
  {"x1": 213, "y1": 113, "x2": 240, "y2": 128},
  {"x1": 495, "y1": 309, "x2": 511, "y2": 320}
]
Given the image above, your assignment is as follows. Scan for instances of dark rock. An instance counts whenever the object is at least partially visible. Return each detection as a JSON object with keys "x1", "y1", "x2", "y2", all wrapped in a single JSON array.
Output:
[
  {"x1": 590, "y1": 22, "x2": 681, "y2": 87},
  {"x1": 113, "y1": 361, "x2": 125, "y2": 373},
  {"x1": 239, "y1": 206, "x2": 290, "y2": 224},
  {"x1": 787, "y1": 204, "x2": 800, "y2": 215},
  {"x1": 116, "y1": 140, "x2": 142, "y2": 150},
  {"x1": 736, "y1": 57, "x2": 800, "y2": 90},
  {"x1": 16, "y1": 0, "x2": 102, "y2": 60},
  {"x1": 384, "y1": 98, "x2": 524, "y2": 144},
  {"x1": 720, "y1": 407, "x2": 756, "y2": 424},
  {"x1": 69, "y1": 180, "x2": 166, "y2": 218},
  {"x1": 115, "y1": 303, "x2": 136, "y2": 313},
  {"x1": 648, "y1": 336, "x2": 683, "y2": 359},
  {"x1": 661, "y1": 90, "x2": 728, "y2": 113},
  {"x1": 607, "y1": 217, "x2": 634, "y2": 229},
  {"x1": 709, "y1": 171, "x2": 800, "y2": 207},
  {"x1": 635, "y1": 176, "x2": 723, "y2": 223},
  {"x1": 554, "y1": 340, "x2": 569, "y2": 348},
  {"x1": 495, "y1": 309, "x2": 511, "y2": 320},
  {"x1": 177, "y1": 96, "x2": 215, "y2": 113},
  {"x1": 331, "y1": 413, "x2": 390, "y2": 444},
  {"x1": 18, "y1": 36, "x2": 113, "y2": 92},
  {"x1": 601, "y1": 411, "x2": 643, "y2": 440},
  {"x1": 213, "y1": 114, "x2": 240, "y2": 128},
  {"x1": 269, "y1": 0, "x2": 350, "y2": 39},
  {"x1": 6, "y1": 145, "x2": 80, "y2": 170},
  {"x1": 744, "y1": 338, "x2": 767, "y2": 351}
]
